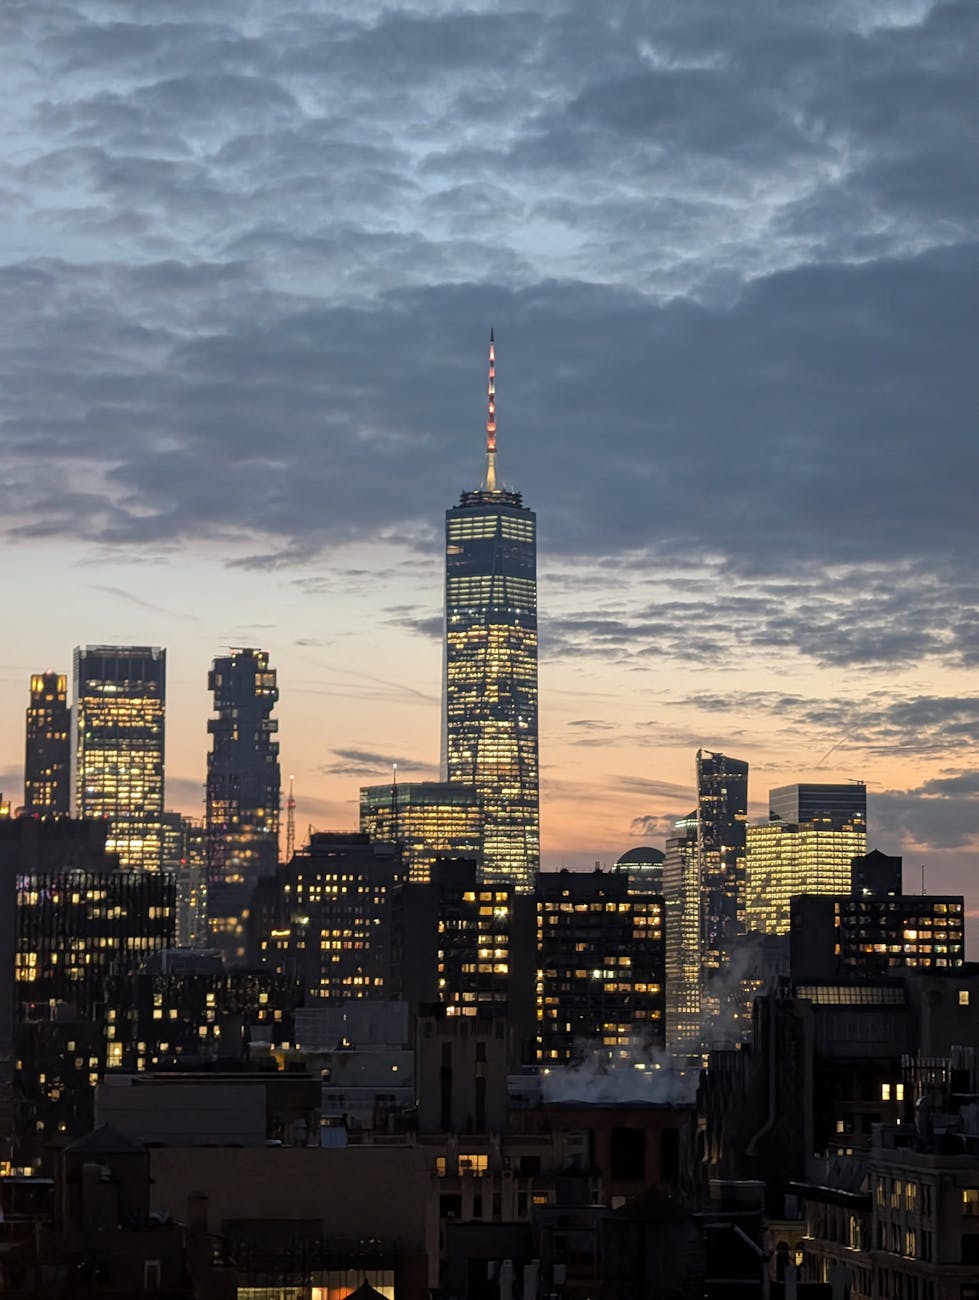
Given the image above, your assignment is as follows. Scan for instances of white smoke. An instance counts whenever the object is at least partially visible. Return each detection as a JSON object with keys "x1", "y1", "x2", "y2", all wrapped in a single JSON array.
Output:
[{"x1": 539, "y1": 1038, "x2": 697, "y2": 1105}]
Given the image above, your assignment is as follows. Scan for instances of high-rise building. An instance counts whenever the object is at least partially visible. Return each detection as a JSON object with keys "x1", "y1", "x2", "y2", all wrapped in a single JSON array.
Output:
[
  {"x1": 536, "y1": 870, "x2": 665, "y2": 1064},
  {"x1": 250, "y1": 833, "x2": 402, "y2": 1002},
  {"x1": 24, "y1": 671, "x2": 70, "y2": 816},
  {"x1": 790, "y1": 892, "x2": 966, "y2": 980},
  {"x1": 663, "y1": 811, "x2": 701, "y2": 1050},
  {"x1": 746, "y1": 815, "x2": 867, "y2": 935},
  {"x1": 696, "y1": 749, "x2": 748, "y2": 974},
  {"x1": 390, "y1": 857, "x2": 536, "y2": 1063},
  {"x1": 205, "y1": 648, "x2": 280, "y2": 960},
  {"x1": 769, "y1": 781, "x2": 866, "y2": 828},
  {"x1": 161, "y1": 812, "x2": 207, "y2": 948},
  {"x1": 443, "y1": 333, "x2": 540, "y2": 893},
  {"x1": 72, "y1": 646, "x2": 166, "y2": 872},
  {"x1": 359, "y1": 781, "x2": 481, "y2": 884}
]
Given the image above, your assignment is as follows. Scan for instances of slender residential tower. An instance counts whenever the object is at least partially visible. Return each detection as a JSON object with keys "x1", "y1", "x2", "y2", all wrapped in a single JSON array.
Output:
[
  {"x1": 205, "y1": 648, "x2": 280, "y2": 963},
  {"x1": 443, "y1": 333, "x2": 540, "y2": 892},
  {"x1": 24, "y1": 671, "x2": 70, "y2": 816}
]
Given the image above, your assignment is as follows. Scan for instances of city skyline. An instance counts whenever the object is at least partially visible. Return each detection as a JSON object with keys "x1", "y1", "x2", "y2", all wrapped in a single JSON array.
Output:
[{"x1": 0, "y1": 2, "x2": 976, "y2": 943}]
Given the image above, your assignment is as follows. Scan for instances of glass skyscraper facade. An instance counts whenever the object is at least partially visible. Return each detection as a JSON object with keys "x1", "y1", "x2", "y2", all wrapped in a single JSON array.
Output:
[
  {"x1": 696, "y1": 748, "x2": 749, "y2": 974},
  {"x1": 663, "y1": 811, "x2": 701, "y2": 1050},
  {"x1": 769, "y1": 781, "x2": 867, "y2": 828},
  {"x1": 72, "y1": 646, "x2": 166, "y2": 872},
  {"x1": 443, "y1": 336, "x2": 540, "y2": 893},
  {"x1": 24, "y1": 671, "x2": 70, "y2": 816},
  {"x1": 359, "y1": 780, "x2": 481, "y2": 884},
  {"x1": 746, "y1": 816, "x2": 867, "y2": 935},
  {"x1": 205, "y1": 648, "x2": 280, "y2": 962}
]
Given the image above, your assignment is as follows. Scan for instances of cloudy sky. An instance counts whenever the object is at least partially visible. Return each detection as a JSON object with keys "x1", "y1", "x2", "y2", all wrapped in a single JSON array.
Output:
[{"x1": 1, "y1": 0, "x2": 977, "y2": 934}]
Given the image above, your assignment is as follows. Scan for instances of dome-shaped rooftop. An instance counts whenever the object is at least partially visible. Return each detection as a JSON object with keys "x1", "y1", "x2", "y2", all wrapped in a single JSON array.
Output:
[{"x1": 616, "y1": 846, "x2": 665, "y2": 865}]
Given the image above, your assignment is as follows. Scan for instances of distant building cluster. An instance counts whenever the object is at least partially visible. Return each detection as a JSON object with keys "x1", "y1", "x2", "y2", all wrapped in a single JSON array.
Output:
[{"x1": 0, "y1": 338, "x2": 974, "y2": 1299}]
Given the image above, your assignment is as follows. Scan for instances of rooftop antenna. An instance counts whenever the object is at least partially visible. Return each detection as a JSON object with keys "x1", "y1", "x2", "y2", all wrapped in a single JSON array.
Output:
[
  {"x1": 286, "y1": 775, "x2": 296, "y2": 862},
  {"x1": 482, "y1": 329, "x2": 497, "y2": 492},
  {"x1": 921, "y1": 864, "x2": 926, "y2": 896}
]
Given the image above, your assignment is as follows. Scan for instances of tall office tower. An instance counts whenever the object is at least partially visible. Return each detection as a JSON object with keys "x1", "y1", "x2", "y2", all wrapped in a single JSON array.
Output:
[
  {"x1": 359, "y1": 781, "x2": 481, "y2": 883},
  {"x1": 663, "y1": 811, "x2": 701, "y2": 1050},
  {"x1": 696, "y1": 749, "x2": 748, "y2": 971},
  {"x1": 24, "y1": 671, "x2": 70, "y2": 816},
  {"x1": 536, "y1": 870, "x2": 665, "y2": 1065},
  {"x1": 696, "y1": 749, "x2": 748, "y2": 1044},
  {"x1": 443, "y1": 333, "x2": 540, "y2": 893},
  {"x1": 746, "y1": 814, "x2": 867, "y2": 935},
  {"x1": 205, "y1": 649, "x2": 280, "y2": 961},
  {"x1": 72, "y1": 646, "x2": 166, "y2": 872},
  {"x1": 769, "y1": 781, "x2": 866, "y2": 828}
]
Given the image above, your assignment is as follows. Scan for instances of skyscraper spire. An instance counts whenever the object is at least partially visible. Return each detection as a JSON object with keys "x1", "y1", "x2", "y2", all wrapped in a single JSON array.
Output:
[{"x1": 483, "y1": 328, "x2": 497, "y2": 492}]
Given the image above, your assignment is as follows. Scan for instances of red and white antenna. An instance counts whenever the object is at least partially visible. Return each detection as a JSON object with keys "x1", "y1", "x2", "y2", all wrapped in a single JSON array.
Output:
[{"x1": 483, "y1": 328, "x2": 497, "y2": 491}]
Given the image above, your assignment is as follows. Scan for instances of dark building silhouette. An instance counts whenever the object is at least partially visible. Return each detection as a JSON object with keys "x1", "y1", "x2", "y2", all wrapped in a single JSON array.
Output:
[
  {"x1": 391, "y1": 858, "x2": 536, "y2": 1063},
  {"x1": 790, "y1": 892, "x2": 965, "y2": 981},
  {"x1": 102, "y1": 968, "x2": 303, "y2": 1071},
  {"x1": 852, "y1": 847, "x2": 904, "y2": 898},
  {"x1": 24, "y1": 671, "x2": 70, "y2": 816},
  {"x1": 443, "y1": 333, "x2": 539, "y2": 893},
  {"x1": 769, "y1": 781, "x2": 867, "y2": 829},
  {"x1": 536, "y1": 869, "x2": 665, "y2": 1064},
  {"x1": 72, "y1": 645, "x2": 166, "y2": 873},
  {"x1": 250, "y1": 832, "x2": 402, "y2": 1001},
  {"x1": 205, "y1": 648, "x2": 281, "y2": 963},
  {"x1": 16, "y1": 867, "x2": 175, "y2": 1015},
  {"x1": 1, "y1": 816, "x2": 175, "y2": 1169}
]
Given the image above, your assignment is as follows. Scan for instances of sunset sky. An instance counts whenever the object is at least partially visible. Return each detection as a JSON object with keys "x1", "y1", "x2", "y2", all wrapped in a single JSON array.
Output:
[{"x1": 1, "y1": 1, "x2": 976, "y2": 940}]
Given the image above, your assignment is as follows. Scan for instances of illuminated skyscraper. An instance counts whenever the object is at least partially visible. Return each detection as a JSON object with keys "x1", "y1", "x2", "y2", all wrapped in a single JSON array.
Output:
[
  {"x1": 663, "y1": 811, "x2": 701, "y2": 1050},
  {"x1": 205, "y1": 648, "x2": 280, "y2": 961},
  {"x1": 746, "y1": 816, "x2": 867, "y2": 936},
  {"x1": 72, "y1": 646, "x2": 166, "y2": 872},
  {"x1": 696, "y1": 748, "x2": 748, "y2": 973},
  {"x1": 443, "y1": 333, "x2": 540, "y2": 892},
  {"x1": 359, "y1": 780, "x2": 481, "y2": 883},
  {"x1": 24, "y1": 671, "x2": 70, "y2": 816}
]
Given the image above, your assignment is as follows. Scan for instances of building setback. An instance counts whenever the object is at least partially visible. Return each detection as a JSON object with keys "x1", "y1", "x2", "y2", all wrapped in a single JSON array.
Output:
[
  {"x1": 24, "y1": 671, "x2": 70, "y2": 817},
  {"x1": 443, "y1": 333, "x2": 540, "y2": 893},
  {"x1": 72, "y1": 646, "x2": 166, "y2": 873},
  {"x1": 769, "y1": 781, "x2": 867, "y2": 829}
]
